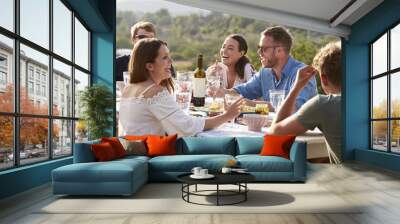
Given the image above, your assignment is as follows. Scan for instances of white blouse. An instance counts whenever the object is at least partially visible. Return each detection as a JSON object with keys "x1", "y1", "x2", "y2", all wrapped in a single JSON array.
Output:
[
  {"x1": 119, "y1": 86, "x2": 205, "y2": 137},
  {"x1": 207, "y1": 62, "x2": 255, "y2": 88}
]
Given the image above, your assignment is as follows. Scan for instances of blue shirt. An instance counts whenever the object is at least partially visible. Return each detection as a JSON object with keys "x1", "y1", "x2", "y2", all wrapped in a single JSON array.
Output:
[{"x1": 233, "y1": 56, "x2": 317, "y2": 110}]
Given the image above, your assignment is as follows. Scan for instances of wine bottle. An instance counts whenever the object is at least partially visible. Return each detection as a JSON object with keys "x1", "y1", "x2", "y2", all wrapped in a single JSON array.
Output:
[{"x1": 193, "y1": 54, "x2": 206, "y2": 107}]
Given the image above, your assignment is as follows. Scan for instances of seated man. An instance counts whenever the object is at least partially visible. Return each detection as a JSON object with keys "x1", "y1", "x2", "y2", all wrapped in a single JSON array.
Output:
[
  {"x1": 268, "y1": 42, "x2": 342, "y2": 163},
  {"x1": 222, "y1": 26, "x2": 317, "y2": 112}
]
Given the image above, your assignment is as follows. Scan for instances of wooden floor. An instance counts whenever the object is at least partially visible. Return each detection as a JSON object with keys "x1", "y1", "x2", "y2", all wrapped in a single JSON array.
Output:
[{"x1": 1, "y1": 162, "x2": 400, "y2": 224}]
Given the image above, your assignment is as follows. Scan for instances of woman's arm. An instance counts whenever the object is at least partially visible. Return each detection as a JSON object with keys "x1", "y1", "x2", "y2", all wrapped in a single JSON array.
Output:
[{"x1": 203, "y1": 97, "x2": 244, "y2": 130}]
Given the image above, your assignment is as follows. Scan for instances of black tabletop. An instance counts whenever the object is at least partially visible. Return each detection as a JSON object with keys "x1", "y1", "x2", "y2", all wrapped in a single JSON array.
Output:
[{"x1": 177, "y1": 172, "x2": 255, "y2": 185}]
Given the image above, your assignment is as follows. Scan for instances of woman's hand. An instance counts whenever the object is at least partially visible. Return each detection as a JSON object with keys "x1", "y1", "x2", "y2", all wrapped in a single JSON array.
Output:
[{"x1": 224, "y1": 97, "x2": 245, "y2": 120}]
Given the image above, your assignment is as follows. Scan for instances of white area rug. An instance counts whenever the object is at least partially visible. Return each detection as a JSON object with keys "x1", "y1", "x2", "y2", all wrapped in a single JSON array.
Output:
[{"x1": 38, "y1": 183, "x2": 361, "y2": 214}]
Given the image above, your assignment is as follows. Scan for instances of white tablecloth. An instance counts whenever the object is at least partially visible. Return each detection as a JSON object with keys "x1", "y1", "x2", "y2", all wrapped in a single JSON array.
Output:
[{"x1": 197, "y1": 122, "x2": 323, "y2": 138}]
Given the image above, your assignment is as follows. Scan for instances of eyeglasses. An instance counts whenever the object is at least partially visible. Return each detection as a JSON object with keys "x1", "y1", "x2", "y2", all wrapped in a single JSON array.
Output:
[
  {"x1": 135, "y1": 34, "x2": 151, "y2": 40},
  {"x1": 257, "y1": 45, "x2": 283, "y2": 53}
]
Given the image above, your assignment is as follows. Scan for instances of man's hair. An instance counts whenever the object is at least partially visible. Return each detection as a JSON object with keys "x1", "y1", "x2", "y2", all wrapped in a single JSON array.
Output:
[
  {"x1": 130, "y1": 21, "x2": 156, "y2": 38},
  {"x1": 313, "y1": 42, "x2": 341, "y2": 87},
  {"x1": 261, "y1": 26, "x2": 293, "y2": 52}
]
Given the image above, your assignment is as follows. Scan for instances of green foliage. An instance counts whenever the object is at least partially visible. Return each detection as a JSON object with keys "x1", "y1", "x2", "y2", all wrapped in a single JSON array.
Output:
[
  {"x1": 79, "y1": 84, "x2": 114, "y2": 140},
  {"x1": 117, "y1": 10, "x2": 340, "y2": 93}
]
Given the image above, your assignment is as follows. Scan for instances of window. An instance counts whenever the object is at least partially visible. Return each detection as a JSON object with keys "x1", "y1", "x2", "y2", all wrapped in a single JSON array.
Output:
[
  {"x1": 370, "y1": 23, "x2": 400, "y2": 154},
  {"x1": 28, "y1": 81, "x2": 34, "y2": 94},
  {"x1": 36, "y1": 83, "x2": 40, "y2": 95},
  {"x1": 0, "y1": 0, "x2": 91, "y2": 170},
  {"x1": 28, "y1": 67, "x2": 34, "y2": 80},
  {"x1": 42, "y1": 85, "x2": 46, "y2": 97},
  {"x1": 0, "y1": 71, "x2": 6, "y2": 82},
  {"x1": 0, "y1": 54, "x2": 7, "y2": 86}
]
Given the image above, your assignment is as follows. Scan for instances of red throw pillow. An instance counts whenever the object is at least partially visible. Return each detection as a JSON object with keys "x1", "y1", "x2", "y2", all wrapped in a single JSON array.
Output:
[
  {"x1": 91, "y1": 142, "x2": 118, "y2": 161},
  {"x1": 146, "y1": 134, "x2": 177, "y2": 157},
  {"x1": 260, "y1": 135, "x2": 296, "y2": 159},
  {"x1": 101, "y1": 137, "x2": 126, "y2": 158}
]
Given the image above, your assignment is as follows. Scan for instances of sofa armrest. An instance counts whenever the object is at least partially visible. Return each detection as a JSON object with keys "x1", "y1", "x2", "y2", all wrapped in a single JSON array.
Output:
[
  {"x1": 289, "y1": 141, "x2": 307, "y2": 181},
  {"x1": 73, "y1": 140, "x2": 100, "y2": 163}
]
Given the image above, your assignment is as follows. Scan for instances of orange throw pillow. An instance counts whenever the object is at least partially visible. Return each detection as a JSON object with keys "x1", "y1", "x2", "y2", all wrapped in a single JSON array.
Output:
[
  {"x1": 101, "y1": 137, "x2": 126, "y2": 158},
  {"x1": 124, "y1": 135, "x2": 148, "y2": 142},
  {"x1": 146, "y1": 134, "x2": 177, "y2": 157},
  {"x1": 91, "y1": 142, "x2": 117, "y2": 161},
  {"x1": 260, "y1": 135, "x2": 296, "y2": 159}
]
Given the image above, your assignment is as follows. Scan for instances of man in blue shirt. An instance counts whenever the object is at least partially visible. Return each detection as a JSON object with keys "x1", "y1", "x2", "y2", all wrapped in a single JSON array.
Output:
[{"x1": 224, "y1": 26, "x2": 317, "y2": 112}]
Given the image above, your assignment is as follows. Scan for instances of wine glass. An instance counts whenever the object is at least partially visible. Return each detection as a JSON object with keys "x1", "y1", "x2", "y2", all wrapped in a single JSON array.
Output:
[{"x1": 269, "y1": 90, "x2": 285, "y2": 111}]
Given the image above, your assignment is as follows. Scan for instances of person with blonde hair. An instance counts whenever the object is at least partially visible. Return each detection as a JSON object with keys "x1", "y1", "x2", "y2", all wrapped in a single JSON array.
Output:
[
  {"x1": 119, "y1": 38, "x2": 244, "y2": 137},
  {"x1": 269, "y1": 42, "x2": 342, "y2": 163}
]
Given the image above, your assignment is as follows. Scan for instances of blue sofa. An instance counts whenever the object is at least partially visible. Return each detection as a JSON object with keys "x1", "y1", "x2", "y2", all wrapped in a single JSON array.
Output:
[{"x1": 52, "y1": 137, "x2": 306, "y2": 196}]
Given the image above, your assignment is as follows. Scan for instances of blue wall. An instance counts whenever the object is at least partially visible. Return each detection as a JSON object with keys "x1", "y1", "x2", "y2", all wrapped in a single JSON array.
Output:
[
  {"x1": 0, "y1": 0, "x2": 116, "y2": 200},
  {"x1": 344, "y1": 0, "x2": 400, "y2": 171}
]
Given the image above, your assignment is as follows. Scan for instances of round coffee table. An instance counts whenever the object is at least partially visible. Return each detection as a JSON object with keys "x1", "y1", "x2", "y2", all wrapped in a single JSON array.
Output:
[{"x1": 177, "y1": 173, "x2": 255, "y2": 206}]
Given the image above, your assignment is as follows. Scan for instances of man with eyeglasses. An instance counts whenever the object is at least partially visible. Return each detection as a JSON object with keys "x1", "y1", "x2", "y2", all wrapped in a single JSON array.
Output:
[
  {"x1": 116, "y1": 21, "x2": 156, "y2": 81},
  {"x1": 223, "y1": 26, "x2": 317, "y2": 112}
]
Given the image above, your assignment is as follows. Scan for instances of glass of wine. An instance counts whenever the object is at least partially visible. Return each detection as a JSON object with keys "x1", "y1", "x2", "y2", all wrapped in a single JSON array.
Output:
[{"x1": 269, "y1": 90, "x2": 286, "y2": 111}]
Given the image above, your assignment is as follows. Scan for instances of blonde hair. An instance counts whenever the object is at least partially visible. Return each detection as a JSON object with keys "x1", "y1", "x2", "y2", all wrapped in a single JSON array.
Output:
[
  {"x1": 130, "y1": 21, "x2": 156, "y2": 38},
  {"x1": 262, "y1": 26, "x2": 293, "y2": 52},
  {"x1": 313, "y1": 42, "x2": 341, "y2": 87}
]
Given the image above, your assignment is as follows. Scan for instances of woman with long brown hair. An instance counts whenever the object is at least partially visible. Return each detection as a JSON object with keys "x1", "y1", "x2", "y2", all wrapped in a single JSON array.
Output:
[{"x1": 119, "y1": 38, "x2": 243, "y2": 137}]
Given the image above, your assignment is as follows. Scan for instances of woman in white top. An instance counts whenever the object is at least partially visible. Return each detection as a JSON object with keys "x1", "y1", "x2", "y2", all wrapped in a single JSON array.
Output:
[
  {"x1": 119, "y1": 38, "x2": 244, "y2": 137},
  {"x1": 207, "y1": 34, "x2": 255, "y2": 89}
]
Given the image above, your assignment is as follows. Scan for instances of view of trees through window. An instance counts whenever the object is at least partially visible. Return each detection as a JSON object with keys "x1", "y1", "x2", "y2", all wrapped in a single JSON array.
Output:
[
  {"x1": 0, "y1": 0, "x2": 91, "y2": 170},
  {"x1": 371, "y1": 23, "x2": 400, "y2": 153}
]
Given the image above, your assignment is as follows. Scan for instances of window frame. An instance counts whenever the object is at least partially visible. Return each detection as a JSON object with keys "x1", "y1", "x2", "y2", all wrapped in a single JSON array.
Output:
[
  {"x1": 370, "y1": 20, "x2": 400, "y2": 154},
  {"x1": 0, "y1": 0, "x2": 92, "y2": 171}
]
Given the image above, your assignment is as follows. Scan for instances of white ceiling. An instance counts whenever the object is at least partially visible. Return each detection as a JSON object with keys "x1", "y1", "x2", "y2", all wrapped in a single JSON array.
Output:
[{"x1": 166, "y1": 0, "x2": 384, "y2": 37}]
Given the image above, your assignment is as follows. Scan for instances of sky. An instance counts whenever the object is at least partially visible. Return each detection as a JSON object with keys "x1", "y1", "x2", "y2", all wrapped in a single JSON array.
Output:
[
  {"x1": 0, "y1": 0, "x2": 89, "y2": 72},
  {"x1": 117, "y1": 0, "x2": 210, "y2": 15}
]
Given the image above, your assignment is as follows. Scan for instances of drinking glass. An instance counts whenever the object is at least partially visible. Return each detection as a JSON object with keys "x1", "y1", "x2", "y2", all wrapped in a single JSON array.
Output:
[
  {"x1": 175, "y1": 80, "x2": 192, "y2": 113},
  {"x1": 176, "y1": 92, "x2": 191, "y2": 113},
  {"x1": 206, "y1": 62, "x2": 225, "y2": 99},
  {"x1": 123, "y1": 71, "x2": 130, "y2": 85},
  {"x1": 269, "y1": 90, "x2": 286, "y2": 111}
]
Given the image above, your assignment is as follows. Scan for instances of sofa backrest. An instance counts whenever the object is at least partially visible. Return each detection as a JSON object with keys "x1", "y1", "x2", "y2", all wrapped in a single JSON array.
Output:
[
  {"x1": 235, "y1": 137, "x2": 264, "y2": 155},
  {"x1": 176, "y1": 137, "x2": 236, "y2": 155},
  {"x1": 73, "y1": 139, "x2": 100, "y2": 163}
]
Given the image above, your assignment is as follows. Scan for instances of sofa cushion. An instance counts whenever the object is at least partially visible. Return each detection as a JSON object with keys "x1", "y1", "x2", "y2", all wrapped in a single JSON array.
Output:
[
  {"x1": 91, "y1": 142, "x2": 118, "y2": 161},
  {"x1": 177, "y1": 137, "x2": 236, "y2": 155},
  {"x1": 147, "y1": 134, "x2": 177, "y2": 157},
  {"x1": 73, "y1": 139, "x2": 101, "y2": 163},
  {"x1": 119, "y1": 138, "x2": 147, "y2": 156},
  {"x1": 148, "y1": 154, "x2": 235, "y2": 172},
  {"x1": 101, "y1": 137, "x2": 127, "y2": 158},
  {"x1": 235, "y1": 137, "x2": 264, "y2": 155},
  {"x1": 52, "y1": 159, "x2": 147, "y2": 183},
  {"x1": 260, "y1": 135, "x2": 296, "y2": 159},
  {"x1": 236, "y1": 155, "x2": 293, "y2": 172}
]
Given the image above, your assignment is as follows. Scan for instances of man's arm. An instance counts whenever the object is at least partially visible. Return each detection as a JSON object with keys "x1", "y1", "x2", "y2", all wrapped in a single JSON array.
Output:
[{"x1": 269, "y1": 66, "x2": 316, "y2": 135}]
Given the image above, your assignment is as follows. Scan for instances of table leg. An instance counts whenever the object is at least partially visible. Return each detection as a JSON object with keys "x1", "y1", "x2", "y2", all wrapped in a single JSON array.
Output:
[
  {"x1": 245, "y1": 183, "x2": 247, "y2": 201},
  {"x1": 217, "y1": 184, "x2": 219, "y2": 206}
]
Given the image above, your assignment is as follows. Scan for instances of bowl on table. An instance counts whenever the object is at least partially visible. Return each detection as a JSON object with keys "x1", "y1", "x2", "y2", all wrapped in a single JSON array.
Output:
[{"x1": 243, "y1": 114, "x2": 268, "y2": 132}]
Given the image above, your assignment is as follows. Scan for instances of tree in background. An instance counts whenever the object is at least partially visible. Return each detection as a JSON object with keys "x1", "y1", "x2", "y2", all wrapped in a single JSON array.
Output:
[
  {"x1": 0, "y1": 85, "x2": 59, "y2": 151},
  {"x1": 372, "y1": 99, "x2": 400, "y2": 144}
]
